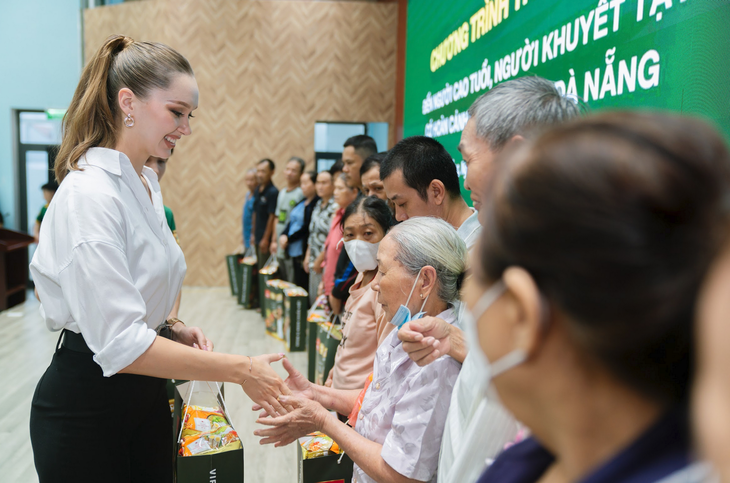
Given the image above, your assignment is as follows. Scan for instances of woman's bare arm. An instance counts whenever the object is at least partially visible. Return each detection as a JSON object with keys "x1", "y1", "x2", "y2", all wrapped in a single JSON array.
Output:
[{"x1": 120, "y1": 336, "x2": 290, "y2": 415}]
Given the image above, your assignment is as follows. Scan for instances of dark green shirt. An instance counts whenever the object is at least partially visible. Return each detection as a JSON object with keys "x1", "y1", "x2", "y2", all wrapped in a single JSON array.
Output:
[
  {"x1": 164, "y1": 205, "x2": 180, "y2": 245},
  {"x1": 37, "y1": 204, "x2": 48, "y2": 224},
  {"x1": 164, "y1": 205, "x2": 176, "y2": 232}
]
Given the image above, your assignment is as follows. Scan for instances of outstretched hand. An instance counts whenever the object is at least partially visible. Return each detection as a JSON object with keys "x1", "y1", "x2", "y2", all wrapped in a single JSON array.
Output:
[
  {"x1": 398, "y1": 316, "x2": 456, "y2": 366},
  {"x1": 252, "y1": 357, "x2": 314, "y2": 415},
  {"x1": 254, "y1": 395, "x2": 329, "y2": 447},
  {"x1": 242, "y1": 353, "x2": 292, "y2": 417}
]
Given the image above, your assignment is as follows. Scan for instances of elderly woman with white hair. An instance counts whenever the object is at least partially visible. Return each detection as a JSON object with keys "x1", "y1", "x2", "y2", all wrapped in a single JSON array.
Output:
[{"x1": 255, "y1": 217, "x2": 465, "y2": 483}]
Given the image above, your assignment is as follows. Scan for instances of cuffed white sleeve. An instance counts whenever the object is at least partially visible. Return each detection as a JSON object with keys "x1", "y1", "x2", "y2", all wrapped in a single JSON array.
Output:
[{"x1": 60, "y1": 240, "x2": 157, "y2": 376}]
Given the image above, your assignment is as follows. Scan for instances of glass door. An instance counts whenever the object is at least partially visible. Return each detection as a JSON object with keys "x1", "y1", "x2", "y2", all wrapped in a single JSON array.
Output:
[{"x1": 14, "y1": 110, "x2": 62, "y2": 283}]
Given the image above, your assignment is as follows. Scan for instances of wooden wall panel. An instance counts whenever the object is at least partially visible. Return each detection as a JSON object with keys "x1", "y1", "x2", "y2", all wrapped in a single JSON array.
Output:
[{"x1": 84, "y1": 0, "x2": 397, "y2": 286}]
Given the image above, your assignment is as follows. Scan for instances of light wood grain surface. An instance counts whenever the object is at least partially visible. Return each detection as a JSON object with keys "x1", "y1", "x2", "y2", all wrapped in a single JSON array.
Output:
[
  {"x1": 0, "y1": 287, "x2": 306, "y2": 482},
  {"x1": 84, "y1": 0, "x2": 398, "y2": 287}
]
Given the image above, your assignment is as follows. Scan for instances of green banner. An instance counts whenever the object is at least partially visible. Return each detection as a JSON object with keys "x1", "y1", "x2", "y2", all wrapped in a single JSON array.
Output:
[{"x1": 404, "y1": 0, "x2": 730, "y2": 202}]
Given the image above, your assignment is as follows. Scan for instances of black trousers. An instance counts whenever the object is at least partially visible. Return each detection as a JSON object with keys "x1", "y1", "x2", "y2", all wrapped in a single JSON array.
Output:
[
  {"x1": 255, "y1": 246, "x2": 269, "y2": 271},
  {"x1": 30, "y1": 333, "x2": 172, "y2": 483},
  {"x1": 291, "y1": 255, "x2": 309, "y2": 290}
]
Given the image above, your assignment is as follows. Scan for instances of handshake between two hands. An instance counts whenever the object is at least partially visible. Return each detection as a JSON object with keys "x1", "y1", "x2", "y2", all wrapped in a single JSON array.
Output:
[
  {"x1": 246, "y1": 316, "x2": 456, "y2": 448},
  {"x1": 247, "y1": 355, "x2": 329, "y2": 448}
]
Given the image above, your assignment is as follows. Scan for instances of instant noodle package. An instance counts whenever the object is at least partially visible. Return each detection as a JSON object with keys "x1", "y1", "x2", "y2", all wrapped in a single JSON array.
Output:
[
  {"x1": 299, "y1": 432, "x2": 341, "y2": 460},
  {"x1": 178, "y1": 405, "x2": 242, "y2": 457}
]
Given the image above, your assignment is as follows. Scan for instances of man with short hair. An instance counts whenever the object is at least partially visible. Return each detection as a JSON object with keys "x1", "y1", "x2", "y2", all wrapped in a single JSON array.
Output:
[
  {"x1": 360, "y1": 152, "x2": 388, "y2": 201},
  {"x1": 381, "y1": 136, "x2": 481, "y2": 250},
  {"x1": 399, "y1": 76, "x2": 582, "y2": 483},
  {"x1": 270, "y1": 157, "x2": 305, "y2": 282},
  {"x1": 460, "y1": 75, "x2": 580, "y2": 214},
  {"x1": 251, "y1": 158, "x2": 279, "y2": 270},
  {"x1": 341, "y1": 134, "x2": 377, "y2": 191}
]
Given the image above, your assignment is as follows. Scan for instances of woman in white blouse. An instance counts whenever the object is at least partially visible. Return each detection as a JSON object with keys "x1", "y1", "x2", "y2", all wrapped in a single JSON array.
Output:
[
  {"x1": 255, "y1": 217, "x2": 465, "y2": 483},
  {"x1": 29, "y1": 35, "x2": 289, "y2": 483}
]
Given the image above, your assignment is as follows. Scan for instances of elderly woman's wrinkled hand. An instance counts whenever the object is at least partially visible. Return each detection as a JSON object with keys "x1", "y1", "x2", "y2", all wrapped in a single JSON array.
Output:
[
  {"x1": 398, "y1": 316, "x2": 455, "y2": 366},
  {"x1": 254, "y1": 395, "x2": 329, "y2": 447},
  {"x1": 241, "y1": 353, "x2": 292, "y2": 417},
  {"x1": 252, "y1": 357, "x2": 314, "y2": 416}
]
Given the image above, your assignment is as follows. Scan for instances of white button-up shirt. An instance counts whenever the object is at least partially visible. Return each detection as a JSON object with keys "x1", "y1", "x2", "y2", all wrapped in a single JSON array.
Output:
[
  {"x1": 30, "y1": 148, "x2": 186, "y2": 377},
  {"x1": 354, "y1": 307, "x2": 462, "y2": 483},
  {"x1": 437, "y1": 351, "x2": 519, "y2": 483},
  {"x1": 456, "y1": 209, "x2": 482, "y2": 251}
]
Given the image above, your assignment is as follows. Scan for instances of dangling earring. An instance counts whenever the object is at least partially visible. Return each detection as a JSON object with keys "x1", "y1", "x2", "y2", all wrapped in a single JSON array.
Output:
[{"x1": 124, "y1": 113, "x2": 135, "y2": 128}]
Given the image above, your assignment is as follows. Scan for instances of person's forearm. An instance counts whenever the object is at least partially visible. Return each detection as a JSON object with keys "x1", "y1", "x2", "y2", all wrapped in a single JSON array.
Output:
[
  {"x1": 320, "y1": 417, "x2": 421, "y2": 483},
  {"x1": 311, "y1": 385, "x2": 360, "y2": 415},
  {"x1": 313, "y1": 251, "x2": 325, "y2": 273},
  {"x1": 329, "y1": 295, "x2": 342, "y2": 315},
  {"x1": 448, "y1": 326, "x2": 468, "y2": 364},
  {"x1": 120, "y1": 336, "x2": 247, "y2": 384}
]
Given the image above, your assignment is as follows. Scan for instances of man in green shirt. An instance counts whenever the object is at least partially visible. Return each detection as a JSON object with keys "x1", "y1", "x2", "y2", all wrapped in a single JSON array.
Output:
[
  {"x1": 34, "y1": 181, "x2": 58, "y2": 243},
  {"x1": 270, "y1": 156, "x2": 305, "y2": 282},
  {"x1": 164, "y1": 205, "x2": 179, "y2": 245}
]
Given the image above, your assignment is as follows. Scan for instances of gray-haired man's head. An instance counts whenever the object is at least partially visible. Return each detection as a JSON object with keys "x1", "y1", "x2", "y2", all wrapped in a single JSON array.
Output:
[{"x1": 459, "y1": 76, "x2": 580, "y2": 211}]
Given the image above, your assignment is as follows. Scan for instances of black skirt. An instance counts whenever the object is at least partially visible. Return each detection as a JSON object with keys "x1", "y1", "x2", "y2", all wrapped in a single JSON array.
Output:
[{"x1": 30, "y1": 331, "x2": 172, "y2": 483}]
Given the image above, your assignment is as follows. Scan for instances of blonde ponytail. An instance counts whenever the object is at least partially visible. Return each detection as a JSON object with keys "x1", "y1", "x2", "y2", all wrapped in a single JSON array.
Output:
[
  {"x1": 55, "y1": 35, "x2": 132, "y2": 183},
  {"x1": 55, "y1": 34, "x2": 193, "y2": 183}
]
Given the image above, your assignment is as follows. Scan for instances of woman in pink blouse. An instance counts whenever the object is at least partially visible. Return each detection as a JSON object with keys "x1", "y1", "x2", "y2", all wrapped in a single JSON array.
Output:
[{"x1": 328, "y1": 196, "x2": 396, "y2": 390}]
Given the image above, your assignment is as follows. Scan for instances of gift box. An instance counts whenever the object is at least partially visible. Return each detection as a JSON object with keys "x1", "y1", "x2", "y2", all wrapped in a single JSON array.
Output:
[
  {"x1": 238, "y1": 254, "x2": 259, "y2": 309},
  {"x1": 283, "y1": 286, "x2": 309, "y2": 351},
  {"x1": 225, "y1": 254, "x2": 243, "y2": 297},
  {"x1": 313, "y1": 321, "x2": 342, "y2": 386},
  {"x1": 258, "y1": 257, "x2": 280, "y2": 319},
  {"x1": 297, "y1": 432, "x2": 353, "y2": 483},
  {"x1": 173, "y1": 381, "x2": 243, "y2": 483},
  {"x1": 265, "y1": 279, "x2": 296, "y2": 340},
  {"x1": 307, "y1": 295, "x2": 331, "y2": 382}
]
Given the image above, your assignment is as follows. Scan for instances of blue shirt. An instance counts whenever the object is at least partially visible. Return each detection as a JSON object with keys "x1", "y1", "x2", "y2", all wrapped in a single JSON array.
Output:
[
  {"x1": 286, "y1": 199, "x2": 306, "y2": 257},
  {"x1": 243, "y1": 192, "x2": 255, "y2": 249},
  {"x1": 477, "y1": 408, "x2": 691, "y2": 483}
]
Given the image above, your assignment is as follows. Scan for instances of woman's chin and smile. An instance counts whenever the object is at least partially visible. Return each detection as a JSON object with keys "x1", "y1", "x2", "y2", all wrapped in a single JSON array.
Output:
[{"x1": 162, "y1": 134, "x2": 178, "y2": 150}]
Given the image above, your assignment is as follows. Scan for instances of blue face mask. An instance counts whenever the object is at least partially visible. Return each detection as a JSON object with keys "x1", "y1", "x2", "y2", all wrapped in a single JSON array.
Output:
[{"x1": 390, "y1": 268, "x2": 430, "y2": 329}]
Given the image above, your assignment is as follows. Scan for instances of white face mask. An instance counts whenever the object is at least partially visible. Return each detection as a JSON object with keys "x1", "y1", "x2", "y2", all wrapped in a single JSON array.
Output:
[
  {"x1": 344, "y1": 239, "x2": 380, "y2": 273},
  {"x1": 462, "y1": 279, "x2": 528, "y2": 396}
]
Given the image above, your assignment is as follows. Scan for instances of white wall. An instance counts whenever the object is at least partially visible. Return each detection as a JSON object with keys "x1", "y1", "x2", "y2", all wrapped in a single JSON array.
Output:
[{"x1": 0, "y1": 0, "x2": 83, "y2": 229}]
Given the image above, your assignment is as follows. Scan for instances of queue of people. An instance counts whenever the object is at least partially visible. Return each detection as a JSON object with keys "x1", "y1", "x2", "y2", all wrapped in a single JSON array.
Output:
[
  {"x1": 29, "y1": 33, "x2": 730, "y2": 483},
  {"x1": 253, "y1": 76, "x2": 730, "y2": 483}
]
